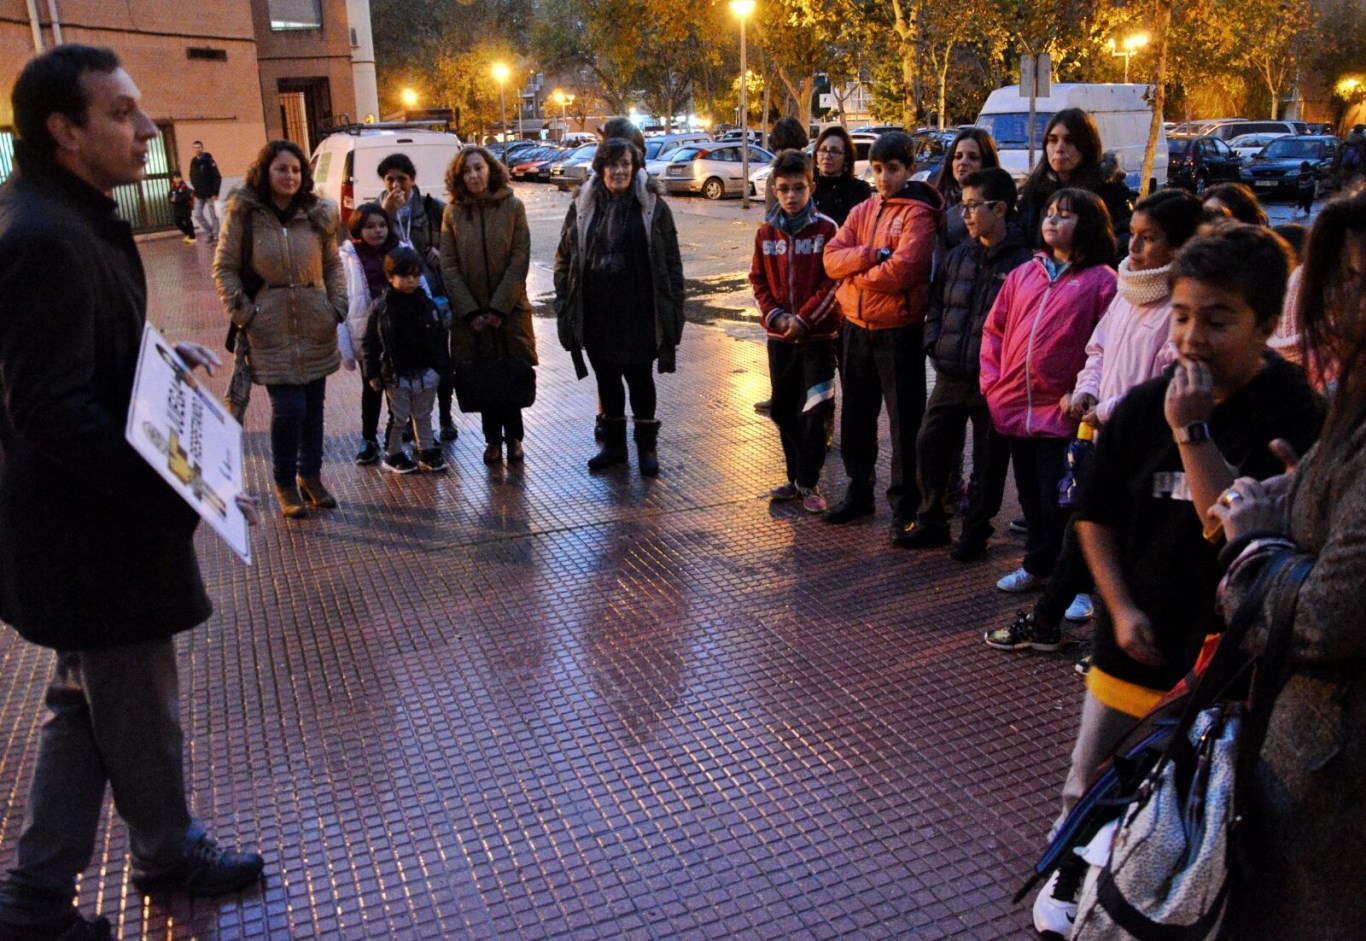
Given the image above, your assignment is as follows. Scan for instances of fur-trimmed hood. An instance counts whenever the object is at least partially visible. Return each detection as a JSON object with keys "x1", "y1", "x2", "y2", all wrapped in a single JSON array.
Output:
[{"x1": 223, "y1": 185, "x2": 336, "y2": 239}]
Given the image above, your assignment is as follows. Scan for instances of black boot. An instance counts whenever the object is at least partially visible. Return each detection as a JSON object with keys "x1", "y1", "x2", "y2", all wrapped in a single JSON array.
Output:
[
  {"x1": 824, "y1": 481, "x2": 875, "y2": 524},
  {"x1": 634, "y1": 418, "x2": 660, "y2": 477},
  {"x1": 588, "y1": 416, "x2": 628, "y2": 471}
]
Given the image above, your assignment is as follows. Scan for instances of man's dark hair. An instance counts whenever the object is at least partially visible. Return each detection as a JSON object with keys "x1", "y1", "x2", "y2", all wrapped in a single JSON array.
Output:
[
  {"x1": 960, "y1": 167, "x2": 1017, "y2": 213},
  {"x1": 599, "y1": 118, "x2": 645, "y2": 157},
  {"x1": 11, "y1": 44, "x2": 122, "y2": 157},
  {"x1": 1045, "y1": 188, "x2": 1116, "y2": 270},
  {"x1": 384, "y1": 245, "x2": 422, "y2": 277},
  {"x1": 769, "y1": 117, "x2": 807, "y2": 152},
  {"x1": 869, "y1": 131, "x2": 915, "y2": 166},
  {"x1": 770, "y1": 149, "x2": 813, "y2": 182},
  {"x1": 1170, "y1": 222, "x2": 1293, "y2": 327},
  {"x1": 193, "y1": 139, "x2": 204, "y2": 147},
  {"x1": 377, "y1": 153, "x2": 418, "y2": 180},
  {"x1": 592, "y1": 138, "x2": 641, "y2": 177}
]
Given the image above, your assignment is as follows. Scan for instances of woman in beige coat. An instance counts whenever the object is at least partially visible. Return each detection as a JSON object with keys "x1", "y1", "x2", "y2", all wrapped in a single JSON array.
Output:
[
  {"x1": 213, "y1": 140, "x2": 346, "y2": 518},
  {"x1": 439, "y1": 145, "x2": 537, "y2": 464}
]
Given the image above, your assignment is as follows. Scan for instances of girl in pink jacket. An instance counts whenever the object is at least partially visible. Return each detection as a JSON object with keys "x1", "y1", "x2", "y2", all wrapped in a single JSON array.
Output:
[{"x1": 980, "y1": 189, "x2": 1117, "y2": 591}]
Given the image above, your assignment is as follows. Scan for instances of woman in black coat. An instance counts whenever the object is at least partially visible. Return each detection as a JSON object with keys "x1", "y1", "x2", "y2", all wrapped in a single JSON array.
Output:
[{"x1": 811, "y1": 126, "x2": 872, "y2": 227}]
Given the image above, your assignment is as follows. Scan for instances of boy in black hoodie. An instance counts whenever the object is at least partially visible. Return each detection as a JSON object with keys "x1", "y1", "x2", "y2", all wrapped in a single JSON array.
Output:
[{"x1": 363, "y1": 247, "x2": 451, "y2": 474}]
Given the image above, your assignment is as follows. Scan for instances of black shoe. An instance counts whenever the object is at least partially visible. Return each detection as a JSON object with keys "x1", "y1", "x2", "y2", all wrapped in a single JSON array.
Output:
[
  {"x1": 382, "y1": 452, "x2": 419, "y2": 475},
  {"x1": 354, "y1": 440, "x2": 380, "y2": 466},
  {"x1": 824, "y1": 489, "x2": 874, "y2": 525},
  {"x1": 439, "y1": 420, "x2": 459, "y2": 443},
  {"x1": 418, "y1": 449, "x2": 447, "y2": 473},
  {"x1": 950, "y1": 533, "x2": 989, "y2": 562},
  {"x1": 132, "y1": 835, "x2": 264, "y2": 897},
  {"x1": 753, "y1": 399, "x2": 771, "y2": 414},
  {"x1": 984, "y1": 610, "x2": 1061, "y2": 652},
  {"x1": 891, "y1": 521, "x2": 951, "y2": 549}
]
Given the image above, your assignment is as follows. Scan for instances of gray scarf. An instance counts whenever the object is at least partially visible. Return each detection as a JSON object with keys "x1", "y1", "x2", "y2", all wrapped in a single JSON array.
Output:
[{"x1": 585, "y1": 178, "x2": 637, "y2": 274}]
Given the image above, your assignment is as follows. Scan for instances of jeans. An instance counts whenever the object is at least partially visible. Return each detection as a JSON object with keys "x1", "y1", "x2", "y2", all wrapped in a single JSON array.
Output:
[
  {"x1": 767, "y1": 339, "x2": 836, "y2": 489},
  {"x1": 1009, "y1": 436, "x2": 1070, "y2": 577},
  {"x1": 481, "y1": 407, "x2": 524, "y2": 444},
  {"x1": 383, "y1": 369, "x2": 439, "y2": 454},
  {"x1": 192, "y1": 196, "x2": 219, "y2": 240},
  {"x1": 0, "y1": 640, "x2": 199, "y2": 923},
  {"x1": 914, "y1": 372, "x2": 1010, "y2": 538},
  {"x1": 839, "y1": 322, "x2": 927, "y2": 522},
  {"x1": 266, "y1": 378, "x2": 326, "y2": 487}
]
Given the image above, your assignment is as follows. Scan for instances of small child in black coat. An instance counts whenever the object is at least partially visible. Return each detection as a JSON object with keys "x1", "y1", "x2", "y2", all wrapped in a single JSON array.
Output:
[
  {"x1": 169, "y1": 171, "x2": 195, "y2": 243},
  {"x1": 1295, "y1": 161, "x2": 1317, "y2": 215}
]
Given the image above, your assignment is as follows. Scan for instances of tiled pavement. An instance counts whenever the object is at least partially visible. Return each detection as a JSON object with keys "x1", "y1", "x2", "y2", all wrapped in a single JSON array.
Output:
[{"x1": 0, "y1": 233, "x2": 1089, "y2": 940}]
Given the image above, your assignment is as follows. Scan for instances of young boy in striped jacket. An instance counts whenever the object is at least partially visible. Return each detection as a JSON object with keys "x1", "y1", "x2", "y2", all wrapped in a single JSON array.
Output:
[{"x1": 749, "y1": 150, "x2": 842, "y2": 513}]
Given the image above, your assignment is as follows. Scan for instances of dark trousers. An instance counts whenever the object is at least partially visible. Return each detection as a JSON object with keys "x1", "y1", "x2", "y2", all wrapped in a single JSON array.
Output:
[
  {"x1": 1009, "y1": 436, "x2": 1070, "y2": 577},
  {"x1": 266, "y1": 377, "x2": 326, "y2": 488},
  {"x1": 172, "y1": 214, "x2": 194, "y2": 238},
  {"x1": 768, "y1": 339, "x2": 836, "y2": 489},
  {"x1": 1035, "y1": 517, "x2": 1095, "y2": 627},
  {"x1": 481, "y1": 407, "x2": 525, "y2": 444},
  {"x1": 915, "y1": 372, "x2": 1010, "y2": 538},
  {"x1": 839, "y1": 321, "x2": 927, "y2": 522},
  {"x1": 591, "y1": 359, "x2": 656, "y2": 420},
  {"x1": 438, "y1": 371, "x2": 454, "y2": 425},
  {"x1": 360, "y1": 380, "x2": 384, "y2": 442}
]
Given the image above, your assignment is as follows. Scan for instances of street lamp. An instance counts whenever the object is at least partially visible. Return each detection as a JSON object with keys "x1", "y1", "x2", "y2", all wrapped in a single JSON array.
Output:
[
  {"x1": 492, "y1": 63, "x2": 510, "y2": 143},
  {"x1": 1108, "y1": 33, "x2": 1149, "y2": 84},
  {"x1": 552, "y1": 89, "x2": 575, "y2": 136},
  {"x1": 730, "y1": 0, "x2": 755, "y2": 208},
  {"x1": 400, "y1": 87, "x2": 418, "y2": 109}
]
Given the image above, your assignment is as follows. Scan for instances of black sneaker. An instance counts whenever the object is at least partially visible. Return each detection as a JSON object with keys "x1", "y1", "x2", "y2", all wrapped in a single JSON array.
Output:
[
  {"x1": 891, "y1": 521, "x2": 951, "y2": 549},
  {"x1": 1075, "y1": 654, "x2": 1092, "y2": 678},
  {"x1": 382, "y1": 452, "x2": 418, "y2": 475},
  {"x1": 983, "y1": 610, "x2": 1061, "y2": 652},
  {"x1": 950, "y1": 533, "x2": 989, "y2": 562},
  {"x1": 824, "y1": 489, "x2": 875, "y2": 524},
  {"x1": 354, "y1": 440, "x2": 381, "y2": 466},
  {"x1": 132, "y1": 835, "x2": 264, "y2": 897},
  {"x1": 418, "y1": 449, "x2": 447, "y2": 473},
  {"x1": 439, "y1": 420, "x2": 459, "y2": 443}
]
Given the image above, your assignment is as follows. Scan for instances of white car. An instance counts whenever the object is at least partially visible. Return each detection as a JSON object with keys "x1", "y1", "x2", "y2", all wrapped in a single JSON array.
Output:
[{"x1": 1227, "y1": 132, "x2": 1291, "y2": 162}]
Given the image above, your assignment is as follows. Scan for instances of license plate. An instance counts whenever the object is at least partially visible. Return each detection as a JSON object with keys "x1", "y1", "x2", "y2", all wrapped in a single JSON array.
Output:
[{"x1": 1254, "y1": 180, "x2": 1277, "y2": 188}]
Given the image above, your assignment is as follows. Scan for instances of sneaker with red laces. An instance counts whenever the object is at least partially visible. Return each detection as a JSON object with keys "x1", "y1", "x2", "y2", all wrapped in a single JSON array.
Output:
[
  {"x1": 798, "y1": 486, "x2": 828, "y2": 514},
  {"x1": 769, "y1": 482, "x2": 798, "y2": 501}
]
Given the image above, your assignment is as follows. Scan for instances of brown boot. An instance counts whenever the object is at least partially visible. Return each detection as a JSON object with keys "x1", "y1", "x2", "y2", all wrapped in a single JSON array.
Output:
[
  {"x1": 506, "y1": 439, "x2": 525, "y2": 463},
  {"x1": 297, "y1": 476, "x2": 337, "y2": 509},
  {"x1": 275, "y1": 484, "x2": 309, "y2": 519}
]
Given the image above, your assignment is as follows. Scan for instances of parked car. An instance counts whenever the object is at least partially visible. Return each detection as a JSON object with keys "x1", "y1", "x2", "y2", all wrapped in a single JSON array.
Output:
[
  {"x1": 662, "y1": 142, "x2": 775, "y2": 199},
  {"x1": 752, "y1": 133, "x2": 876, "y2": 201},
  {"x1": 1239, "y1": 135, "x2": 1341, "y2": 197},
  {"x1": 644, "y1": 132, "x2": 712, "y2": 164},
  {"x1": 1167, "y1": 117, "x2": 1246, "y2": 136},
  {"x1": 855, "y1": 128, "x2": 956, "y2": 187},
  {"x1": 508, "y1": 146, "x2": 562, "y2": 181},
  {"x1": 309, "y1": 125, "x2": 463, "y2": 223},
  {"x1": 1227, "y1": 132, "x2": 1292, "y2": 161},
  {"x1": 714, "y1": 129, "x2": 765, "y2": 145},
  {"x1": 1165, "y1": 134, "x2": 1244, "y2": 193},
  {"x1": 550, "y1": 143, "x2": 598, "y2": 191},
  {"x1": 1200, "y1": 120, "x2": 1299, "y2": 142},
  {"x1": 489, "y1": 139, "x2": 537, "y2": 164}
]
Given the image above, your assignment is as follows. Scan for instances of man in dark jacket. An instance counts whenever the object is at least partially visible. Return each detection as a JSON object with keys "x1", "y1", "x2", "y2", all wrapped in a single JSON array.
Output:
[
  {"x1": 905, "y1": 168, "x2": 1032, "y2": 559},
  {"x1": 0, "y1": 46, "x2": 263, "y2": 941},
  {"x1": 188, "y1": 139, "x2": 221, "y2": 241}
]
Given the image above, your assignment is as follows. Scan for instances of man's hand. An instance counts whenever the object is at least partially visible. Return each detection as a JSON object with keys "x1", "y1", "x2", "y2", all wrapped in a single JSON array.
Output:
[
  {"x1": 174, "y1": 342, "x2": 221, "y2": 376},
  {"x1": 785, "y1": 317, "x2": 809, "y2": 341},
  {"x1": 1113, "y1": 605, "x2": 1165, "y2": 666}
]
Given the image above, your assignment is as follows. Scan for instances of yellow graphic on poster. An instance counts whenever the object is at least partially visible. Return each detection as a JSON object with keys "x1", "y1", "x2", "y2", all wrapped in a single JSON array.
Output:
[{"x1": 125, "y1": 323, "x2": 251, "y2": 563}]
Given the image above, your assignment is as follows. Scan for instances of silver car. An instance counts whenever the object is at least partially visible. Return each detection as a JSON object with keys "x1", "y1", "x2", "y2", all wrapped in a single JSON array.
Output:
[
  {"x1": 550, "y1": 143, "x2": 598, "y2": 191},
  {"x1": 662, "y1": 143, "x2": 775, "y2": 199}
]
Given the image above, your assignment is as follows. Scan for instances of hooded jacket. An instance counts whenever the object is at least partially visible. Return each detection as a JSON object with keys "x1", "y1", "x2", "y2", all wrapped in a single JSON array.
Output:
[
  {"x1": 1017, "y1": 156, "x2": 1134, "y2": 261},
  {"x1": 749, "y1": 203, "x2": 841, "y2": 342},
  {"x1": 212, "y1": 187, "x2": 346, "y2": 386},
  {"x1": 554, "y1": 170, "x2": 685, "y2": 378},
  {"x1": 980, "y1": 254, "x2": 1117, "y2": 438},
  {"x1": 439, "y1": 186, "x2": 537, "y2": 366},
  {"x1": 923, "y1": 228, "x2": 1033, "y2": 381},
  {"x1": 822, "y1": 180, "x2": 945, "y2": 331}
]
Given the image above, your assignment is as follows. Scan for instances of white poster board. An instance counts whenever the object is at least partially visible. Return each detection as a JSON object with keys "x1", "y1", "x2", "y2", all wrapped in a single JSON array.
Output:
[{"x1": 125, "y1": 323, "x2": 251, "y2": 563}]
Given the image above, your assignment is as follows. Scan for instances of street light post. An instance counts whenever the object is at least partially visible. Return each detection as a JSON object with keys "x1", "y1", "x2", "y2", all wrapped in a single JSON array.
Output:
[
  {"x1": 730, "y1": 0, "x2": 755, "y2": 209},
  {"x1": 492, "y1": 63, "x2": 510, "y2": 144},
  {"x1": 1109, "y1": 33, "x2": 1149, "y2": 83}
]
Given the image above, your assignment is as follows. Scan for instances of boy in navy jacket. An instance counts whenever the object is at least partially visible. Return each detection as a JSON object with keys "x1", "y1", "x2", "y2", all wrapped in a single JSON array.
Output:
[{"x1": 749, "y1": 150, "x2": 841, "y2": 513}]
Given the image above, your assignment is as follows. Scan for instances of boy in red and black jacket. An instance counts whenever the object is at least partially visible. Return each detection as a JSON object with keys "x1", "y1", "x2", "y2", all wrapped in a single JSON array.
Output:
[{"x1": 749, "y1": 149, "x2": 841, "y2": 513}]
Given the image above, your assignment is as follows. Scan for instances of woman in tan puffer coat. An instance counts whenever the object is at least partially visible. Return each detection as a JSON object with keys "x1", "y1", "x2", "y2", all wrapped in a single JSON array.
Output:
[
  {"x1": 213, "y1": 140, "x2": 346, "y2": 518},
  {"x1": 439, "y1": 145, "x2": 537, "y2": 465}
]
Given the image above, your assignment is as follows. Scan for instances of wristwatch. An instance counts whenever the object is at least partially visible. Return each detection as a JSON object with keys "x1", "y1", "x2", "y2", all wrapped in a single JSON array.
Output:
[{"x1": 1175, "y1": 421, "x2": 1211, "y2": 445}]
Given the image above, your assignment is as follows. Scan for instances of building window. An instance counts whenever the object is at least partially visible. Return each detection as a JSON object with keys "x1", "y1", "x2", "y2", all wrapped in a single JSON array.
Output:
[{"x1": 268, "y1": 0, "x2": 322, "y2": 31}]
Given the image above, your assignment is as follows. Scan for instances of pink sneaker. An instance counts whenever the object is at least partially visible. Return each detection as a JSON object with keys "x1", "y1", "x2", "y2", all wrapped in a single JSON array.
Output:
[
  {"x1": 769, "y1": 482, "x2": 798, "y2": 501},
  {"x1": 799, "y1": 487, "x2": 828, "y2": 514}
]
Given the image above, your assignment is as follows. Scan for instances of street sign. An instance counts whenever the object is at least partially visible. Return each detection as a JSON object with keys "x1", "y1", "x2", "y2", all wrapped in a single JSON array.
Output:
[
  {"x1": 1020, "y1": 54, "x2": 1051, "y2": 99},
  {"x1": 819, "y1": 93, "x2": 835, "y2": 109}
]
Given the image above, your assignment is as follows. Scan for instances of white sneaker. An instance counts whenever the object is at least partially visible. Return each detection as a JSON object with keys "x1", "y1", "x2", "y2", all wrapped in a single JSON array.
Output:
[
  {"x1": 1065, "y1": 593, "x2": 1095, "y2": 622},
  {"x1": 997, "y1": 567, "x2": 1046, "y2": 593},
  {"x1": 1032, "y1": 867, "x2": 1080, "y2": 938}
]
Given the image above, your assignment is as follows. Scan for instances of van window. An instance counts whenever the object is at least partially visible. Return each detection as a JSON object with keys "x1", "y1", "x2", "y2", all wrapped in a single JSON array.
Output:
[
  {"x1": 314, "y1": 151, "x2": 332, "y2": 184},
  {"x1": 975, "y1": 112, "x2": 1055, "y2": 149}
]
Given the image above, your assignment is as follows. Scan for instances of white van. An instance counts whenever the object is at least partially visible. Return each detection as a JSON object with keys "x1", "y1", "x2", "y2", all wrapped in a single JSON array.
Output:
[
  {"x1": 310, "y1": 126, "x2": 463, "y2": 222},
  {"x1": 975, "y1": 83, "x2": 1168, "y2": 194}
]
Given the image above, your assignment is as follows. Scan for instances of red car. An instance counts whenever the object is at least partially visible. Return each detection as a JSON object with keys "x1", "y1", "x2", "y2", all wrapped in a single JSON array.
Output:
[{"x1": 509, "y1": 146, "x2": 565, "y2": 182}]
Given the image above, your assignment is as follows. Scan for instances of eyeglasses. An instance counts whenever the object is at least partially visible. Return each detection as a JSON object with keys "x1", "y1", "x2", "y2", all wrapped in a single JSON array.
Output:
[
  {"x1": 815, "y1": 147, "x2": 845, "y2": 157},
  {"x1": 774, "y1": 184, "x2": 809, "y2": 195},
  {"x1": 961, "y1": 200, "x2": 1002, "y2": 214}
]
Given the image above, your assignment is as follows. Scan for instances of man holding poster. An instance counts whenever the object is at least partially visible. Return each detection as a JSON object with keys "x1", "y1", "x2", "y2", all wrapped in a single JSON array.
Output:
[{"x1": 0, "y1": 46, "x2": 264, "y2": 940}]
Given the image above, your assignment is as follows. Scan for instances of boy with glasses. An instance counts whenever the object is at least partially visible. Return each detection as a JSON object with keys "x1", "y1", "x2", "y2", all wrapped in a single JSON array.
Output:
[
  {"x1": 904, "y1": 168, "x2": 1032, "y2": 556},
  {"x1": 749, "y1": 150, "x2": 842, "y2": 513}
]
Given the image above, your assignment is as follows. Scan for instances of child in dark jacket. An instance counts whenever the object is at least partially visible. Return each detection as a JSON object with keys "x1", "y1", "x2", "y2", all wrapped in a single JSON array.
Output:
[
  {"x1": 905, "y1": 168, "x2": 1032, "y2": 558},
  {"x1": 362, "y1": 247, "x2": 451, "y2": 475},
  {"x1": 750, "y1": 150, "x2": 842, "y2": 513},
  {"x1": 169, "y1": 171, "x2": 195, "y2": 243},
  {"x1": 1295, "y1": 160, "x2": 1317, "y2": 215}
]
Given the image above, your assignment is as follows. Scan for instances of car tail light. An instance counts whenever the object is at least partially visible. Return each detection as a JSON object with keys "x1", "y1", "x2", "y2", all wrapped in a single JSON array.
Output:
[{"x1": 341, "y1": 180, "x2": 354, "y2": 222}]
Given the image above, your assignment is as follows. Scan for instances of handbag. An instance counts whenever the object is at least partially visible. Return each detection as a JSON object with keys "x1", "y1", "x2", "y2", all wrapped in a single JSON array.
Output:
[
  {"x1": 451, "y1": 326, "x2": 536, "y2": 413},
  {"x1": 1070, "y1": 551, "x2": 1312, "y2": 941},
  {"x1": 225, "y1": 216, "x2": 263, "y2": 353}
]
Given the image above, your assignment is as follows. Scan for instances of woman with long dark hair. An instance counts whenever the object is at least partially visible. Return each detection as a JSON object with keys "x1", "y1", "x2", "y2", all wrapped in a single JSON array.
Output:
[
  {"x1": 932, "y1": 127, "x2": 1001, "y2": 251},
  {"x1": 1208, "y1": 192, "x2": 1366, "y2": 938},
  {"x1": 1017, "y1": 108, "x2": 1133, "y2": 259},
  {"x1": 213, "y1": 140, "x2": 346, "y2": 518}
]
